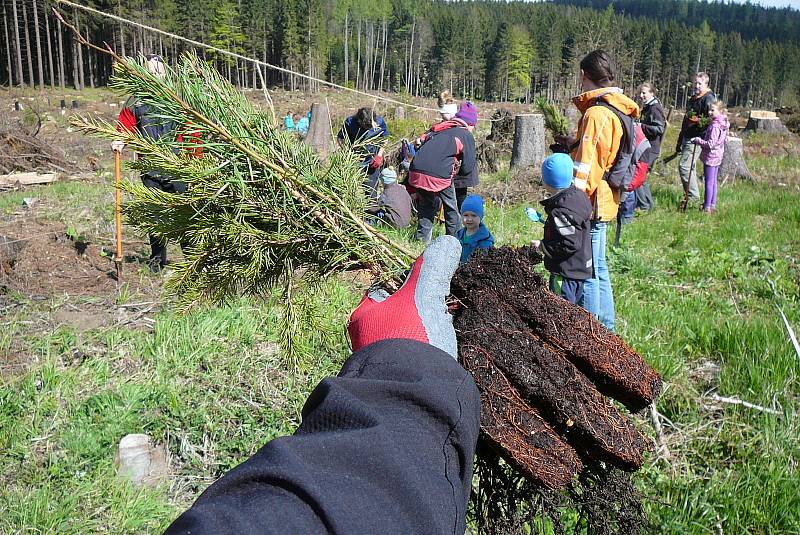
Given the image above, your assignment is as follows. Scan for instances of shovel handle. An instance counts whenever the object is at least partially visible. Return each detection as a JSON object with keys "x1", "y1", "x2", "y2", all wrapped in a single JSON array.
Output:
[{"x1": 114, "y1": 150, "x2": 123, "y2": 275}]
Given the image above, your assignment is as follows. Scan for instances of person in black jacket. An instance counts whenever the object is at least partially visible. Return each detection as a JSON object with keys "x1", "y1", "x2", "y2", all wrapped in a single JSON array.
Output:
[
  {"x1": 532, "y1": 154, "x2": 593, "y2": 305},
  {"x1": 676, "y1": 72, "x2": 716, "y2": 205},
  {"x1": 409, "y1": 102, "x2": 479, "y2": 243},
  {"x1": 112, "y1": 54, "x2": 190, "y2": 271},
  {"x1": 337, "y1": 107, "x2": 389, "y2": 200},
  {"x1": 634, "y1": 82, "x2": 664, "y2": 212},
  {"x1": 164, "y1": 236, "x2": 480, "y2": 535}
]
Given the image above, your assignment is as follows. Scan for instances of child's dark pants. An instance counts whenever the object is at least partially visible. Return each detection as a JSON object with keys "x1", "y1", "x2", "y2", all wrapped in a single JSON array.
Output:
[{"x1": 549, "y1": 274, "x2": 584, "y2": 305}]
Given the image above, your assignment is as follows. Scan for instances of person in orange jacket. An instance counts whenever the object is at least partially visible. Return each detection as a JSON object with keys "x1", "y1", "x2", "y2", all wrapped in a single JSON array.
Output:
[{"x1": 556, "y1": 50, "x2": 639, "y2": 331}]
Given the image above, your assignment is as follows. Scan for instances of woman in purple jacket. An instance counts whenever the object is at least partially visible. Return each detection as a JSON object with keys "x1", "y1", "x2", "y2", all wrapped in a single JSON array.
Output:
[{"x1": 691, "y1": 100, "x2": 729, "y2": 214}]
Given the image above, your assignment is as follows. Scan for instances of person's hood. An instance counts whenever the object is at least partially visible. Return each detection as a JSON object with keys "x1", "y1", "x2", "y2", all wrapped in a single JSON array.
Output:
[
  {"x1": 460, "y1": 222, "x2": 494, "y2": 244},
  {"x1": 573, "y1": 87, "x2": 640, "y2": 119},
  {"x1": 711, "y1": 115, "x2": 731, "y2": 132},
  {"x1": 430, "y1": 118, "x2": 469, "y2": 132}
]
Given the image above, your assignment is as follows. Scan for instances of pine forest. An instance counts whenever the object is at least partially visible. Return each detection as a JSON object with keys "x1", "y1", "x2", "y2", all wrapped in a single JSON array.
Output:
[{"x1": 2, "y1": 0, "x2": 800, "y2": 109}]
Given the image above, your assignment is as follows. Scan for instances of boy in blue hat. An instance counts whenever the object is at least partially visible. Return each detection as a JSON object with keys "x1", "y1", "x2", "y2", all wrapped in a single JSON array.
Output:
[
  {"x1": 455, "y1": 194, "x2": 494, "y2": 265},
  {"x1": 532, "y1": 154, "x2": 593, "y2": 305}
]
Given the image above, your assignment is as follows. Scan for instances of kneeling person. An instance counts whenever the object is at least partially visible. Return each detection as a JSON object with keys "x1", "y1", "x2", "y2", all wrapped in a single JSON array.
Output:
[
  {"x1": 367, "y1": 168, "x2": 412, "y2": 229},
  {"x1": 532, "y1": 154, "x2": 593, "y2": 305}
]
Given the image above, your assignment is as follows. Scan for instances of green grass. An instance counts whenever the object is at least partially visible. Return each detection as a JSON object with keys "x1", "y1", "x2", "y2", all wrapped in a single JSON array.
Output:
[{"x1": 2, "y1": 121, "x2": 800, "y2": 533}]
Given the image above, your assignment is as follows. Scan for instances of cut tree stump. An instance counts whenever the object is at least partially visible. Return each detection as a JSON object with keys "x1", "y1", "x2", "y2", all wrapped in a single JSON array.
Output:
[
  {"x1": 394, "y1": 106, "x2": 405, "y2": 120},
  {"x1": 510, "y1": 114, "x2": 546, "y2": 170},
  {"x1": 745, "y1": 110, "x2": 789, "y2": 134},
  {"x1": 719, "y1": 136, "x2": 754, "y2": 183},
  {"x1": 304, "y1": 102, "x2": 333, "y2": 158}
]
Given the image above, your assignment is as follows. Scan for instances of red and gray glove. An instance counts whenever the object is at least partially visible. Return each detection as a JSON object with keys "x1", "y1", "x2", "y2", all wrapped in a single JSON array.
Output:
[{"x1": 348, "y1": 236, "x2": 461, "y2": 359}]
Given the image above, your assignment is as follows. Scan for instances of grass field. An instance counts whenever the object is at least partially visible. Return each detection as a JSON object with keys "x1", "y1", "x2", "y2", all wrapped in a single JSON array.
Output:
[{"x1": 1, "y1": 90, "x2": 799, "y2": 533}]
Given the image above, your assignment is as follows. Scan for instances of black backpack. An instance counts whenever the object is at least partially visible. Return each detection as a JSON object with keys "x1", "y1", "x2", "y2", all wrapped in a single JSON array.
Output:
[{"x1": 592, "y1": 99, "x2": 649, "y2": 192}]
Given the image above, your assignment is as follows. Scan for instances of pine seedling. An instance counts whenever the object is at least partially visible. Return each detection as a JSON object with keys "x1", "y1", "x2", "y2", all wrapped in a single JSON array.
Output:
[
  {"x1": 72, "y1": 53, "x2": 416, "y2": 364},
  {"x1": 535, "y1": 97, "x2": 570, "y2": 137}
]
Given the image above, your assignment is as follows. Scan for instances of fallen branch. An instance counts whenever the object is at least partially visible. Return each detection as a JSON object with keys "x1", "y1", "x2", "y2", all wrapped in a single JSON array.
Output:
[
  {"x1": 707, "y1": 393, "x2": 782, "y2": 415},
  {"x1": 768, "y1": 279, "x2": 800, "y2": 361},
  {"x1": 649, "y1": 402, "x2": 670, "y2": 459}
]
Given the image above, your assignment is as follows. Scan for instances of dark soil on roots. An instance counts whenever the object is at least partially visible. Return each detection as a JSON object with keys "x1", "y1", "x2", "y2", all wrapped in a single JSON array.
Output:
[{"x1": 451, "y1": 245, "x2": 658, "y2": 533}]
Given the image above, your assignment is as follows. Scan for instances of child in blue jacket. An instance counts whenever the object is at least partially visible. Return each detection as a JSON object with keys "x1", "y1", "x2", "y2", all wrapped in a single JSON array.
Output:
[{"x1": 455, "y1": 194, "x2": 494, "y2": 265}]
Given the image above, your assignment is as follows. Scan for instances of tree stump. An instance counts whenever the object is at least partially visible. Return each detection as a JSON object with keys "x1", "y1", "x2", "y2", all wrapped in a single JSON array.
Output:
[
  {"x1": 745, "y1": 110, "x2": 789, "y2": 134},
  {"x1": 394, "y1": 106, "x2": 405, "y2": 120},
  {"x1": 719, "y1": 136, "x2": 754, "y2": 183},
  {"x1": 510, "y1": 114, "x2": 546, "y2": 170},
  {"x1": 476, "y1": 137, "x2": 501, "y2": 174},
  {"x1": 304, "y1": 102, "x2": 333, "y2": 158},
  {"x1": 487, "y1": 108, "x2": 514, "y2": 151}
]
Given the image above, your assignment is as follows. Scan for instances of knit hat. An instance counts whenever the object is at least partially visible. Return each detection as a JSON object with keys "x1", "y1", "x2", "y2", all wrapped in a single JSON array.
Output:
[
  {"x1": 381, "y1": 167, "x2": 397, "y2": 185},
  {"x1": 455, "y1": 102, "x2": 478, "y2": 126},
  {"x1": 440, "y1": 103, "x2": 458, "y2": 117},
  {"x1": 541, "y1": 153, "x2": 574, "y2": 190},
  {"x1": 460, "y1": 194, "x2": 484, "y2": 219}
]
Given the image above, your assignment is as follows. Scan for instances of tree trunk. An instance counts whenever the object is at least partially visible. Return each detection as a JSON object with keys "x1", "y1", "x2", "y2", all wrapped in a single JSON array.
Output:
[
  {"x1": 3, "y1": 3, "x2": 13, "y2": 86},
  {"x1": 57, "y1": 12, "x2": 64, "y2": 89},
  {"x1": 355, "y1": 19, "x2": 361, "y2": 90},
  {"x1": 22, "y1": 0, "x2": 34, "y2": 85},
  {"x1": 304, "y1": 102, "x2": 333, "y2": 158},
  {"x1": 343, "y1": 11, "x2": 349, "y2": 85},
  {"x1": 32, "y1": 0, "x2": 44, "y2": 88},
  {"x1": 379, "y1": 18, "x2": 386, "y2": 93},
  {"x1": 11, "y1": 0, "x2": 25, "y2": 86},
  {"x1": 719, "y1": 136, "x2": 753, "y2": 183},
  {"x1": 44, "y1": 6, "x2": 54, "y2": 86},
  {"x1": 88, "y1": 41, "x2": 95, "y2": 88},
  {"x1": 75, "y1": 13, "x2": 84, "y2": 89},
  {"x1": 510, "y1": 114, "x2": 546, "y2": 170}
]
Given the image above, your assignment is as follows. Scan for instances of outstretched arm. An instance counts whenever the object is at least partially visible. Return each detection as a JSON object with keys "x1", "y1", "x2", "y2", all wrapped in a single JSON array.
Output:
[{"x1": 165, "y1": 237, "x2": 479, "y2": 535}]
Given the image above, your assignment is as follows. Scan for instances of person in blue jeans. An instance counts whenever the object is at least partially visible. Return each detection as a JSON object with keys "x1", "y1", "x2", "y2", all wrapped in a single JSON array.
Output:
[{"x1": 555, "y1": 50, "x2": 635, "y2": 331}]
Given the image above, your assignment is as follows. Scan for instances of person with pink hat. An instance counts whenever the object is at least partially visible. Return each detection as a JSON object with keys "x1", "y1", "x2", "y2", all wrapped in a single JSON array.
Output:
[{"x1": 408, "y1": 102, "x2": 480, "y2": 243}]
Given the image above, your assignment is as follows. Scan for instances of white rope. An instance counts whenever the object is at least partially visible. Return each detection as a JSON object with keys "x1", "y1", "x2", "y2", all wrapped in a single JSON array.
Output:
[{"x1": 55, "y1": 0, "x2": 444, "y2": 116}]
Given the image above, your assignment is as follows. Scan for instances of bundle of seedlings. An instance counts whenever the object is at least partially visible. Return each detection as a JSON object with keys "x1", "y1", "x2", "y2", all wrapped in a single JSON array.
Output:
[
  {"x1": 535, "y1": 98, "x2": 572, "y2": 154},
  {"x1": 453, "y1": 246, "x2": 659, "y2": 532},
  {"x1": 73, "y1": 49, "x2": 660, "y2": 533}
]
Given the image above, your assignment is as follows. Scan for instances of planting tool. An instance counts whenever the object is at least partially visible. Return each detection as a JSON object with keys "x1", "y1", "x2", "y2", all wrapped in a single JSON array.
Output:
[{"x1": 114, "y1": 149, "x2": 123, "y2": 281}]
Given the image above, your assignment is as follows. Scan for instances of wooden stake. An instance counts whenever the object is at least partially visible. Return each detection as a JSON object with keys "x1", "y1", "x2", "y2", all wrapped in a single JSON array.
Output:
[{"x1": 114, "y1": 149, "x2": 123, "y2": 281}]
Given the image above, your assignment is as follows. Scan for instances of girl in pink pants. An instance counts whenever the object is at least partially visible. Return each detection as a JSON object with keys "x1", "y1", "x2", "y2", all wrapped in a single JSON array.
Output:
[{"x1": 691, "y1": 101, "x2": 729, "y2": 213}]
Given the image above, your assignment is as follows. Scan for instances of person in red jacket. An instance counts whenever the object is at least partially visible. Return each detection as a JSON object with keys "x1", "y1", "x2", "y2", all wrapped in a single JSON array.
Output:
[
  {"x1": 112, "y1": 54, "x2": 194, "y2": 271},
  {"x1": 409, "y1": 102, "x2": 479, "y2": 243}
]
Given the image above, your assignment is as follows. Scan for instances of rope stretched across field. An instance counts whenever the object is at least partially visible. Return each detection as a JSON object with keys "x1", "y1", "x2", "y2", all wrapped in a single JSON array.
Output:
[{"x1": 54, "y1": 0, "x2": 447, "y2": 117}]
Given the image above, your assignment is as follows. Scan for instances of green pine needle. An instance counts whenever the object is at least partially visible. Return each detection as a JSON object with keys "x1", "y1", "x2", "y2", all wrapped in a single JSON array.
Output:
[{"x1": 72, "y1": 53, "x2": 417, "y2": 319}]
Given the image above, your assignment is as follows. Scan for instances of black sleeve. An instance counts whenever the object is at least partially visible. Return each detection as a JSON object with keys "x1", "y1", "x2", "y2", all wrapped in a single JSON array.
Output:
[
  {"x1": 457, "y1": 131, "x2": 478, "y2": 180},
  {"x1": 540, "y1": 207, "x2": 582, "y2": 262},
  {"x1": 164, "y1": 339, "x2": 480, "y2": 535},
  {"x1": 640, "y1": 105, "x2": 665, "y2": 139}
]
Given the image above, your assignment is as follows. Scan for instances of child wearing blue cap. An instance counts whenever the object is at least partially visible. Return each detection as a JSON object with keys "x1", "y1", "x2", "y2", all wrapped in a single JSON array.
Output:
[
  {"x1": 455, "y1": 194, "x2": 494, "y2": 265},
  {"x1": 531, "y1": 153, "x2": 593, "y2": 305}
]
